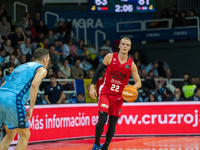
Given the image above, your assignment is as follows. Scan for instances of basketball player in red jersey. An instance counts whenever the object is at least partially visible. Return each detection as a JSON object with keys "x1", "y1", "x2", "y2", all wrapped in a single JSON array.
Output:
[{"x1": 89, "y1": 37, "x2": 142, "y2": 150}]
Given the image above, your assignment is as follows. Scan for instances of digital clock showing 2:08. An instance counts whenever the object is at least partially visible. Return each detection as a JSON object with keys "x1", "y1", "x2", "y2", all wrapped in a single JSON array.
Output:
[{"x1": 88, "y1": 0, "x2": 156, "y2": 13}]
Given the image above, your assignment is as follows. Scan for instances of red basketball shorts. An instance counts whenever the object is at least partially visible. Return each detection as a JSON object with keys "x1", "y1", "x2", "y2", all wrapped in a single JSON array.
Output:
[{"x1": 98, "y1": 94, "x2": 123, "y2": 117}]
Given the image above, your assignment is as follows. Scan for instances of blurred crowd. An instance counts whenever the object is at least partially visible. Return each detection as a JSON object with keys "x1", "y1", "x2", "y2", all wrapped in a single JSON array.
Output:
[
  {"x1": 0, "y1": 3, "x2": 199, "y2": 104},
  {"x1": 150, "y1": 5, "x2": 199, "y2": 28}
]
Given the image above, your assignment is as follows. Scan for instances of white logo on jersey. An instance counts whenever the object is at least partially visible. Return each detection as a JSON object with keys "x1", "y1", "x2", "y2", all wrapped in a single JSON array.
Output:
[
  {"x1": 50, "y1": 88, "x2": 53, "y2": 91},
  {"x1": 113, "y1": 62, "x2": 117, "y2": 64},
  {"x1": 58, "y1": 86, "x2": 60, "y2": 90},
  {"x1": 114, "y1": 58, "x2": 116, "y2": 61}
]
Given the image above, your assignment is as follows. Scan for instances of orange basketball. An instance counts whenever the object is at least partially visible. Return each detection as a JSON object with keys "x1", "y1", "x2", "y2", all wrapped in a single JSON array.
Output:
[{"x1": 122, "y1": 86, "x2": 138, "y2": 102}]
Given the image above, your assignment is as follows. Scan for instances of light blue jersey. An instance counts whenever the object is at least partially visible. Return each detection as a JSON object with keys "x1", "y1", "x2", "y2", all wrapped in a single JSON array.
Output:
[
  {"x1": 0, "y1": 62, "x2": 44, "y2": 103},
  {"x1": 0, "y1": 62, "x2": 44, "y2": 129}
]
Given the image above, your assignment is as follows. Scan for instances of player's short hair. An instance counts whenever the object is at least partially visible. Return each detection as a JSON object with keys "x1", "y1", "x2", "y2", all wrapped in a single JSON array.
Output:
[
  {"x1": 120, "y1": 37, "x2": 132, "y2": 45},
  {"x1": 34, "y1": 48, "x2": 48, "y2": 61},
  {"x1": 8, "y1": 64, "x2": 16, "y2": 69}
]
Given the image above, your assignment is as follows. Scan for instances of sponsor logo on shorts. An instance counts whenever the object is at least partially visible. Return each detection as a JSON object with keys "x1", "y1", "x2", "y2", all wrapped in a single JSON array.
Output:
[
  {"x1": 101, "y1": 104, "x2": 109, "y2": 108},
  {"x1": 123, "y1": 91, "x2": 133, "y2": 96}
]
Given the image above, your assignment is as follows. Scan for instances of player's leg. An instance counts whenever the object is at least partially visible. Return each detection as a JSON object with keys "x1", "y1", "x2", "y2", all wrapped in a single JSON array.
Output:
[
  {"x1": 94, "y1": 111, "x2": 108, "y2": 147},
  {"x1": 101, "y1": 115, "x2": 118, "y2": 150},
  {"x1": 15, "y1": 127, "x2": 30, "y2": 150},
  {"x1": 0, "y1": 125, "x2": 17, "y2": 150},
  {"x1": 92, "y1": 95, "x2": 110, "y2": 149}
]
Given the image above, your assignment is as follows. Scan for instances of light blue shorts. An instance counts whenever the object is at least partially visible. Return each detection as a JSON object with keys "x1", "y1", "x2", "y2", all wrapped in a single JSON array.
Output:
[{"x1": 0, "y1": 91, "x2": 29, "y2": 129}]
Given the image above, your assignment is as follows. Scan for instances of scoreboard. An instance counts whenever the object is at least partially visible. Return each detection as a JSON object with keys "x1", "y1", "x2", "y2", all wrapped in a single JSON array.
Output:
[{"x1": 89, "y1": 0, "x2": 156, "y2": 13}]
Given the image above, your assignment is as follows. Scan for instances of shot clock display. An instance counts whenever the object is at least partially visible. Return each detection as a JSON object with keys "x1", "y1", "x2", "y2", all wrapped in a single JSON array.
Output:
[{"x1": 89, "y1": 0, "x2": 156, "y2": 13}]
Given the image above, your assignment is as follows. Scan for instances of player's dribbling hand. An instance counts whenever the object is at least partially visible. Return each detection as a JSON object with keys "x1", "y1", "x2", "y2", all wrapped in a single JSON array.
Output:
[
  {"x1": 89, "y1": 84, "x2": 97, "y2": 99},
  {"x1": 24, "y1": 108, "x2": 33, "y2": 121}
]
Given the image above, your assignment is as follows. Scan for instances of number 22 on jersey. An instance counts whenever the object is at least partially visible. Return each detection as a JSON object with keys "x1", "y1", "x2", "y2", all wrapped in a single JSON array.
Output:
[{"x1": 110, "y1": 84, "x2": 120, "y2": 92}]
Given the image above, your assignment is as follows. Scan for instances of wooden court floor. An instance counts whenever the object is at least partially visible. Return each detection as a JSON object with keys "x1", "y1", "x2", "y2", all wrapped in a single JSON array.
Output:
[{"x1": 8, "y1": 136, "x2": 200, "y2": 150}]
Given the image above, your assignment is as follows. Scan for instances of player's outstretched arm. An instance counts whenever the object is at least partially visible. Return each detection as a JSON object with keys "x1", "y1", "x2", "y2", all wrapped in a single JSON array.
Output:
[
  {"x1": 89, "y1": 53, "x2": 113, "y2": 99},
  {"x1": 24, "y1": 67, "x2": 47, "y2": 121},
  {"x1": 131, "y1": 62, "x2": 142, "y2": 89}
]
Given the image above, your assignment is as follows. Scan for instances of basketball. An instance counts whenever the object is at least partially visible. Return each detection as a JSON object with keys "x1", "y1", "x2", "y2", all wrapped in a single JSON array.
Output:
[{"x1": 122, "y1": 86, "x2": 138, "y2": 102}]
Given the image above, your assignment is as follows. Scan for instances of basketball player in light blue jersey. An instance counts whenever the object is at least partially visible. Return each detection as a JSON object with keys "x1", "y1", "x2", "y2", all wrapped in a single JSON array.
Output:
[{"x1": 0, "y1": 48, "x2": 49, "y2": 150}]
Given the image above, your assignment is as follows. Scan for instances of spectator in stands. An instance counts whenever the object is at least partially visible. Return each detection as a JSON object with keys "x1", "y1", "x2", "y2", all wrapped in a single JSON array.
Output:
[
  {"x1": 145, "y1": 61, "x2": 159, "y2": 77},
  {"x1": 59, "y1": 59, "x2": 71, "y2": 78},
  {"x1": 20, "y1": 17, "x2": 28, "y2": 32},
  {"x1": 28, "y1": 18, "x2": 38, "y2": 39},
  {"x1": 165, "y1": 69, "x2": 171, "y2": 80},
  {"x1": 159, "y1": 9, "x2": 170, "y2": 28},
  {"x1": 56, "y1": 70, "x2": 71, "y2": 90},
  {"x1": 81, "y1": 45, "x2": 92, "y2": 62},
  {"x1": 0, "y1": 16, "x2": 11, "y2": 40},
  {"x1": 93, "y1": 49, "x2": 104, "y2": 70},
  {"x1": 24, "y1": 12, "x2": 31, "y2": 26},
  {"x1": 166, "y1": 88, "x2": 185, "y2": 101},
  {"x1": 53, "y1": 39, "x2": 64, "y2": 62},
  {"x1": 19, "y1": 37, "x2": 32, "y2": 61},
  {"x1": 179, "y1": 10, "x2": 188, "y2": 27},
  {"x1": 180, "y1": 73, "x2": 190, "y2": 88},
  {"x1": 155, "y1": 77, "x2": 171, "y2": 101},
  {"x1": 182, "y1": 77, "x2": 196, "y2": 99},
  {"x1": 0, "y1": 3, "x2": 7, "y2": 20},
  {"x1": 71, "y1": 59, "x2": 84, "y2": 79},
  {"x1": 44, "y1": 74, "x2": 65, "y2": 104},
  {"x1": 37, "y1": 37, "x2": 49, "y2": 49},
  {"x1": 144, "y1": 93, "x2": 161, "y2": 102},
  {"x1": 76, "y1": 39, "x2": 84, "y2": 56},
  {"x1": 62, "y1": 39, "x2": 72, "y2": 63},
  {"x1": 173, "y1": 11, "x2": 182, "y2": 27},
  {"x1": 48, "y1": 30, "x2": 54, "y2": 46},
  {"x1": 13, "y1": 27, "x2": 26, "y2": 48},
  {"x1": 63, "y1": 21, "x2": 72, "y2": 39},
  {"x1": 86, "y1": 69, "x2": 95, "y2": 79},
  {"x1": 3, "y1": 64, "x2": 15, "y2": 82},
  {"x1": 4, "y1": 39, "x2": 13, "y2": 54},
  {"x1": 30, "y1": 56, "x2": 35, "y2": 62},
  {"x1": 33, "y1": 12, "x2": 41, "y2": 28},
  {"x1": 12, "y1": 47, "x2": 21, "y2": 60},
  {"x1": 140, "y1": 70, "x2": 147, "y2": 78},
  {"x1": 35, "y1": 32, "x2": 44, "y2": 43},
  {"x1": 4, "y1": 54, "x2": 19, "y2": 71},
  {"x1": 195, "y1": 77, "x2": 200, "y2": 88},
  {"x1": 0, "y1": 48, "x2": 6, "y2": 69},
  {"x1": 187, "y1": 88, "x2": 200, "y2": 101},
  {"x1": 73, "y1": 93, "x2": 85, "y2": 103},
  {"x1": 36, "y1": 20, "x2": 49, "y2": 36},
  {"x1": 52, "y1": 21, "x2": 64, "y2": 34},
  {"x1": 53, "y1": 26, "x2": 65, "y2": 42},
  {"x1": 170, "y1": 5, "x2": 178, "y2": 18},
  {"x1": 20, "y1": 54, "x2": 26, "y2": 64},
  {"x1": 142, "y1": 69, "x2": 156, "y2": 95},
  {"x1": 24, "y1": 27, "x2": 34, "y2": 43},
  {"x1": 188, "y1": 9, "x2": 198, "y2": 26},
  {"x1": 49, "y1": 46, "x2": 59, "y2": 72},
  {"x1": 66, "y1": 39, "x2": 77, "y2": 64},
  {"x1": 135, "y1": 60, "x2": 145, "y2": 77},
  {"x1": 0, "y1": 35, "x2": 4, "y2": 49},
  {"x1": 100, "y1": 39, "x2": 113, "y2": 53}
]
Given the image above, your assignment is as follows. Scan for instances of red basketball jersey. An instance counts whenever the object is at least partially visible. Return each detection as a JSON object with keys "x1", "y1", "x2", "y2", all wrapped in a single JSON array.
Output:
[{"x1": 99, "y1": 53, "x2": 133, "y2": 95}]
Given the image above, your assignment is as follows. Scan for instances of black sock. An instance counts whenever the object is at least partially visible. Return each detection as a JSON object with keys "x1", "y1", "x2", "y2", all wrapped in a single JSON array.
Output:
[
  {"x1": 103, "y1": 115, "x2": 118, "y2": 149},
  {"x1": 94, "y1": 112, "x2": 108, "y2": 147}
]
